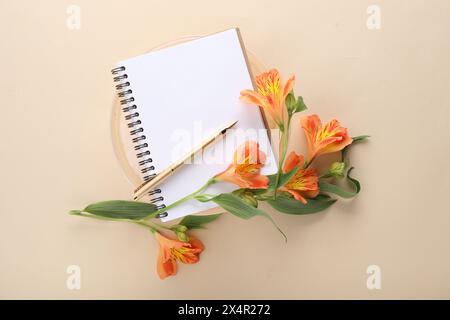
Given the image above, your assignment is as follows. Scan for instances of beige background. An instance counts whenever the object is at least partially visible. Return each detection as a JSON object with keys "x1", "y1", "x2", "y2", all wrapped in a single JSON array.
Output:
[{"x1": 1, "y1": 0, "x2": 449, "y2": 299}]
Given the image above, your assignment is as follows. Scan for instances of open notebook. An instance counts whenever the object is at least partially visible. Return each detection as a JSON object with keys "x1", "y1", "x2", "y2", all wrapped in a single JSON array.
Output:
[{"x1": 112, "y1": 28, "x2": 277, "y2": 221}]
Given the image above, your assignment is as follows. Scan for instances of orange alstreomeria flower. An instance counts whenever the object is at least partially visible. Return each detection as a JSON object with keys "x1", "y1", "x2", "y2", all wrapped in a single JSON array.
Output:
[
  {"x1": 214, "y1": 141, "x2": 269, "y2": 189},
  {"x1": 280, "y1": 151, "x2": 319, "y2": 204},
  {"x1": 301, "y1": 114, "x2": 353, "y2": 161},
  {"x1": 240, "y1": 69, "x2": 295, "y2": 128},
  {"x1": 155, "y1": 232, "x2": 204, "y2": 280}
]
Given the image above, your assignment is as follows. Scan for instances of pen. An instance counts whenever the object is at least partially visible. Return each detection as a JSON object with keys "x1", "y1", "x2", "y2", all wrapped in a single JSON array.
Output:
[{"x1": 133, "y1": 120, "x2": 238, "y2": 201}]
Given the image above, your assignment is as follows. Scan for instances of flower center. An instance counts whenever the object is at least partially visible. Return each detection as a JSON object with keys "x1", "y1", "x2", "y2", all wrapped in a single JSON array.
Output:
[
  {"x1": 317, "y1": 124, "x2": 342, "y2": 142},
  {"x1": 236, "y1": 163, "x2": 261, "y2": 175},
  {"x1": 170, "y1": 247, "x2": 189, "y2": 261},
  {"x1": 285, "y1": 172, "x2": 308, "y2": 190},
  {"x1": 257, "y1": 75, "x2": 281, "y2": 98}
]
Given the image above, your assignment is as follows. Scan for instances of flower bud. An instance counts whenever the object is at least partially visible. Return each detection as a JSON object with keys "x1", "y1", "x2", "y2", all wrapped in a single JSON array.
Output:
[
  {"x1": 175, "y1": 231, "x2": 189, "y2": 242},
  {"x1": 328, "y1": 161, "x2": 346, "y2": 178},
  {"x1": 285, "y1": 92, "x2": 297, "y2": 115},
  {"x1": 171, "y1": 224, "x2": 188, "y2": 233},
  {"x1": 170, "y1": 225, "x2": 189, "y2": 242}
]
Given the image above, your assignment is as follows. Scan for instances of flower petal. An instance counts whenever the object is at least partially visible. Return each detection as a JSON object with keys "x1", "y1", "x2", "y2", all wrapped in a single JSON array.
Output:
[
  {"x1": 303, "y1": 189, "x2": 320, "y2": 199},
  {"x1": 282, "y1": 74, "x2": 296, "y2": 98},
  {"x1": 240, "y1": 90, "x2": 266, "y2": 106},
  {"x1": 244, "y1": 174, "x2": 269, "y2": 189},
  {"x1": 233, "y1": 141, "x2": 265, "y2": 165},
  {"x1": 215, "y1": 141, "x2": 269, "y2": 189},
  {"x1": 286, "y1": 190, "x2": 308, "y2": 204},
  {"x1": 301, "y1": 114, "x2": 321, "y2": 133},
  {"x1": 319, "y1": 133, "x2": 353, "y2": 155},
  {"x1": 188, "y1": 236, "x2": 205, "y2": 251},
  {"x1": 283, "y1": 151, "x2": 304, "y2": 173},
  {"x1": 157, "y1": 247, "x2": 177, "y2": 280}
]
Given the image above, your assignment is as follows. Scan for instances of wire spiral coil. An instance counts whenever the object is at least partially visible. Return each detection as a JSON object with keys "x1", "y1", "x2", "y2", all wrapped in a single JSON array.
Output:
[{"x1": 112, "y1": 66, "x2": 167, "y2": 218}]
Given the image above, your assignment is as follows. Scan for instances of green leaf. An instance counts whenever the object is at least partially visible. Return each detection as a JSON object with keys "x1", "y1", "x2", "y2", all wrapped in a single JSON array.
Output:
[
  {"x1": 319, "y1": 167, "x2": 361, "y2": 198},
  {"x1": 232, "y1": 189, "x2": 258, "y2": 207},
  {"x1": 319, "y1": 181, "x2": 355, "y2": 198},
  {"x1": 212, "y1": 193, "x2": 287, "y2": 241},
  {"x1": 286, "y1": 93, "x2": 307, "y2": 116},
  {"x1": 342, "y1": 135, "x2": 370, "y2": 161},
  {"x1": 267, "y1": 166, "x2": 299, "y2": 190},
  {"x1": 247, "y1": 188, "x2": 270, "y2": 196},
  {"x1": 267, "y1": 194, "x2": 337, "y2": 215},
  {"x1": 295, "y1": 96, "x2": 307, "y2": 113},
  {"x1": 347, "y1": 167, "x2": 361, "y2": 193},
  {"x1": 285, "y1": 92, "x2": 296, "y2": 114},
  {"x1": 352, "y1": 135, "x2": 370, "y2": 143},
  {"x1": 82, "y1": 200, "x2": 157, "y2": 220},
  {"x1": 338, "y1": 135, "x2": 367, "y2": 193},
  {"x1": 179, "y1": 213, "x2": 222, "y2": 230}
]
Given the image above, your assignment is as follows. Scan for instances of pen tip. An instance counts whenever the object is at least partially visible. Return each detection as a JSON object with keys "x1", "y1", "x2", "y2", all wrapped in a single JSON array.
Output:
[
  {"x1": 221, "y1": 120, "x2": 238, "y2": 134},
  {"x1": 229, "y1": 120, "x2": 238, "y2": 128}
]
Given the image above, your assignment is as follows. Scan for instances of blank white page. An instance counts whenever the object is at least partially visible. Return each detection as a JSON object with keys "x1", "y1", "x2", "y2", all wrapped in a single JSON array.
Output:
[{"x1": 117, "y1": 28, "x2": 277, "y2": 221}]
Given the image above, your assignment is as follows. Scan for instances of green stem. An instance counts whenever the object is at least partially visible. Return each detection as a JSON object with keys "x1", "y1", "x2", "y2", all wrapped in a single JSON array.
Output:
[
  {"x1": 70, "y1": 211, "x2": 158, "y2": 231},
  {"x1": 70, "y1": 178, "x2": 217, "y2": 232},
  {"x1": 319, "y1": 173, "x2": 333, "y2": 179},
  {"x1": 196, "y1": 193, "x2": 217, "y2": 198},
  {"x1": 273, "y1": 120, "x2": 290, "y2": 198},
  {"x1": 303, "y1": 156, "x2": 316, "y2": 169},
  {"x1": 144, "y1": 178, "x2": 216, "y2": 219}
]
